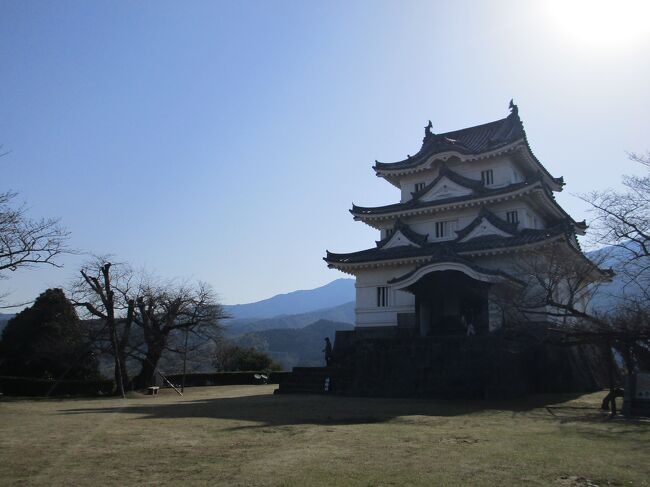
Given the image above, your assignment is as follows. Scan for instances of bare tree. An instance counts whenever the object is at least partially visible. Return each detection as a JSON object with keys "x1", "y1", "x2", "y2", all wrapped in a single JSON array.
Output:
[
  {"x1": 582, "y1": 151, "x2": 650, "y2": 261},
  {"x1": 0, "y1": 190, "x2": 70, "y2": 305},
  {"x1": 496, "y1": 240, "x2": 650, "y2": 375},
  {"x1": 494, "y1": 154, "x2": 650, "y2": 377},
  {"x1": 70, "y1": 257, "x2": 135, "y2": 397},
  {"x1": 132, "y1": 280, "x2": 228, "y2": 389},
  {"x1": 579, "y1": 152, "x2": 650, "y2": 374},
  {"x1": 499, "y1": 243, "x2": 611, "y2": 328}
]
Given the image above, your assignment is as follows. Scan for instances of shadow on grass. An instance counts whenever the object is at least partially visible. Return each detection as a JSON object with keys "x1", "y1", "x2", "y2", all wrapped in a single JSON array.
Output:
[{"x1": 56, "y1": 390, "x2": 630, "y2": 430}]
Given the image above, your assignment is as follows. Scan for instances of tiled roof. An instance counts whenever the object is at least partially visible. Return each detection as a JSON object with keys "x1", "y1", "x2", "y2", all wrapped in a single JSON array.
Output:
[
  {"x1": 372, "y1": 102, "x2": 564, "y2": 188},
  {"x1": 373, "y1": 110, "x2": 524, "y2": 171},
  {"x1": 351, "y1": 179, "x2": 537, "y2": 216},
  {"x1": 387, "y1": 250, "x2": 524, "y2": 286},
  {"x1": 455, "y1": 207, "x2": 519, "y2": 241},
  {"x1": 325, "y1": 222, "x2": 574, "y2": 265},
  {"x1": 409, "y1": 164, "x2": 484, "y2": 199}
]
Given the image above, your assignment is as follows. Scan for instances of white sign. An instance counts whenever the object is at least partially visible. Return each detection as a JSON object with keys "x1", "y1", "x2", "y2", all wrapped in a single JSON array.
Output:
[{"x1": 636, "y1": 372, "x2": 650, "y2": 399}]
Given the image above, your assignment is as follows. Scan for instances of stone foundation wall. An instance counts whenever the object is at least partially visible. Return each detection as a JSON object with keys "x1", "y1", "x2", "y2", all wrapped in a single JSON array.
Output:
[{"x1": 331, "y1": 328, "x2": 611, "y2": 398}]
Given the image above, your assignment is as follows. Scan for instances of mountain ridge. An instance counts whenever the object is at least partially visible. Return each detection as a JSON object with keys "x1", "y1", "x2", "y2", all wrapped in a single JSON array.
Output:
[
  {"x1": 224, "y1": 301, "x2": 355, "y2": 336},
  {"x1": 224, "y1": 278, "x2": 354, "y2": 320}
]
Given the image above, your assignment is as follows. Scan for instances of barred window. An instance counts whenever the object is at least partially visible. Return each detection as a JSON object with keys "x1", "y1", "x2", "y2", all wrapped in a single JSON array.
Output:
[
  {"x1": 434, "y1": 220, "x2": 457, "y2": 239},
  {"x1": 435, "y1": 221, "x2": 445, "y2": 238},
  {"x1": 415, "y1": 182, "x2": 426, "y2": 192},
  {"x1": 481, "y1": 169, "x2": 494, "y2": 186},
  {"x1": 377, "y1": 286, "x2": 389, "y2": 307},
  {"x1": 506, "y1": 210, "x2": 519, "y2": 224}
]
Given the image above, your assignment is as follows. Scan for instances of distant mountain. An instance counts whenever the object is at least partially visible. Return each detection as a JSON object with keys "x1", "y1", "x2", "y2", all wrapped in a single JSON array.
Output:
[
  {"x1": 224, "y1": 278, "x2": 355, "y2": 320},
  {"x1": 586, "y1": 244, "x2": 649, "y2": 312},
  {"x1": 234, "y1": 319, "x2": 354, "y2": 370},
  {"x1": 224, "y1": 301, "x2": 355, "y2": 336}
]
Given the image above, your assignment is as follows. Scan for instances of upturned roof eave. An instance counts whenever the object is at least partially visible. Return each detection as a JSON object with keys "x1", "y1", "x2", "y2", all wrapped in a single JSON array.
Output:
[
  {"x1": 372, "y1": 116, "x2": 513, "y2": 170},
  {"x1": 372, "y1": 140, "x2": 522, "y2": 174},
  {"x1": 352, "y1": 183, "x2": 586, "y2": 234},
  {"x1": 350, "y1": 180, "x2": 543, "y2": 221},
  {"x1": 324, "y1": 239, "x2": 561, "y2": 271},
  {"x1": 324, "y1": 228, "x2": 573, "y2": 269},
  {"x1": 531, "y1": 187, "x2": 588, "y2": 235},
  {"x1": 373, "y1": 139, "x2": 564, "y2": 193},
  {"x1": 387, "y1": 257, "x2": 526, "y2": 288}
]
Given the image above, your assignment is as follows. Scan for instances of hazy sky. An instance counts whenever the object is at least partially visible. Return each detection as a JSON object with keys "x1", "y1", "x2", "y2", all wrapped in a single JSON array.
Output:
[{"x1": 2, "y1": 0, "x2": 650, "y2": 307}]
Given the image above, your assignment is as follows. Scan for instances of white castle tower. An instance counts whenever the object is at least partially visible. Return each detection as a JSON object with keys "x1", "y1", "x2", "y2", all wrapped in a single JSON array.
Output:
[{"x1": 325, "y1": 102, "x2": 595, "y2": 336}]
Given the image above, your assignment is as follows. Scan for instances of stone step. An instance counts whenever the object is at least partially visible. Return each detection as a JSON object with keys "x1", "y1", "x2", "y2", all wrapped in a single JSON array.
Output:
[
  {"x1": 280, "y1": 377, "x2": 325, "y2": 385},
  {"x1": 290, "y1": 367, "x2": 331, "y2": 376},
  {"x1": 275, "y1": 386, "x2": 329, "y2": 394},
  {"x1": 274, "y1": 366, "x2": 340, "y2": 395},
  {"x1": 277, "y1": 384, "x2": 327, "y2": 392}
]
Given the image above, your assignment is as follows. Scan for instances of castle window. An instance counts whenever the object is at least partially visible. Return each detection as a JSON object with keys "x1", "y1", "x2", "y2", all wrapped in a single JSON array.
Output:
[
  {"x1": 435, "y1": 221, "x2": 445, "y2": 238},
  {"x1": 415, "y1": 182, "x2": 426, "y2": 192},
  {"x1": 506, "y1": 211, "x2": 519, "y2": 224},
  {"x1": 377, "y1": 286, "x2": 389, "y2": 307},
  {"x1": 385, "y1": 228, "x2": 394, "y2": 239},
  {"x1": 434, "y1": 220, "x2": 457, "y2": 239},
  {"x1": 481, "y1": 169, "x2": 494, "y2": 186}
]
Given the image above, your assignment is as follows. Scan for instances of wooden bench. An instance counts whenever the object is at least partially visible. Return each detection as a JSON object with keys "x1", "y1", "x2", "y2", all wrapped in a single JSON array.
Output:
[{"x1": 147, "y1": 386, "x2": 160, "y2": 396}]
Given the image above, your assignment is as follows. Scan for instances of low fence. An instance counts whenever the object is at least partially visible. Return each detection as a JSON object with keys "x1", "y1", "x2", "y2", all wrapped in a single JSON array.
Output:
[
  {"x1": 0, "y1": 375, "x2": 114, "y2": 397},
  {"x1": 165, "y1": 371, "x2": 290, "y2": 387},
  {"x1": 0, "y1": 372, "x2": 291, "y2": 397}
]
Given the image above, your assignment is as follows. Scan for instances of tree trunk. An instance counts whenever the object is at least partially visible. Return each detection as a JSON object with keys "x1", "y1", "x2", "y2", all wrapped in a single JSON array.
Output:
[
  {"x1": 133, "y1": 341, "x2": 165, "y2": 389},
  {"x1": 110, "y1": 324, "x2": 126, "y2": 397}
]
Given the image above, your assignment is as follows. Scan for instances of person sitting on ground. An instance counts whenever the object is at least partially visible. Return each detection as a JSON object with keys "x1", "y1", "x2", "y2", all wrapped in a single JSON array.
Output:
[{"x1": 601, "y1": 386, "x2": 624, "y2": 417}]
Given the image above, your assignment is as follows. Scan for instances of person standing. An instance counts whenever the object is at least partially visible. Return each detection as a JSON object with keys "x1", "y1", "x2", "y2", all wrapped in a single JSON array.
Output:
[{"x1": 323, "y1": 337, "x2": 333, "y2": 367}]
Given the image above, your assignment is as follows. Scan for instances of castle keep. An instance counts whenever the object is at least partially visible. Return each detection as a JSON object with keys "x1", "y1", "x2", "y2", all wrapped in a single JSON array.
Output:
[
  {"x1": 325, "y1": 101, "x2": 588, "y2": 336},
  {"x1": 277, "y1": 102, "x2": 610, "y2": 397}
]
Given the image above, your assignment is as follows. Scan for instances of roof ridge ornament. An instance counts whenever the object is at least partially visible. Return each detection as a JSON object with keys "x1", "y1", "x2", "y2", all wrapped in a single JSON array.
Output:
[
  {"x1": 422, "y1": 120, "x2": 434, "y2": 145},
  {"x1": 509, "y1": 99, "x2": 518, "y2": 117}
]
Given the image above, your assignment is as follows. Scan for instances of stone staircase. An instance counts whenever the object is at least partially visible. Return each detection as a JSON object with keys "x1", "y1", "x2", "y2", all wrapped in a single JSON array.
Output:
[{"x1": 274, "y1": 367, "x2": 334, "y2": 395}]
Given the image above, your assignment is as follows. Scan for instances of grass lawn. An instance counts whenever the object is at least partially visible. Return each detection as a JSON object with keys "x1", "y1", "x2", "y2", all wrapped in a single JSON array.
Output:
[{"x1": 0, "y1": 386, "x2": 648, "y2": 486}]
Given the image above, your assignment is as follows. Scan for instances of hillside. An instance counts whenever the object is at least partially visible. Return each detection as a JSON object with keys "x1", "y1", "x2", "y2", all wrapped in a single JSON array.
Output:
[
  {"x1": 586, "y1": 244, "x2": 649, "y2": 312},
  {"x1": 224, "y1": 301, "x2": 355, "y2": 336},
  {"x1": 224, "y1": 278, "x2": 354, "y2": 319},
  {"x1": 233, "y1": 319, "x2": 354, "y2": 369}
]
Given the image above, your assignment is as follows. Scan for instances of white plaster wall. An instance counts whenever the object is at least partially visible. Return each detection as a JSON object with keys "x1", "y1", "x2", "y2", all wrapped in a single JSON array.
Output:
[
  {"x1": 393, "y1": 153, "x2": 534, "y2": 203},
  {"x1": 388, "y1": 199, "x2": 549, "y2": 241},
  {"x1": 488, "y1": 200, "x2": 547, "y2": 230},
  {"x1": 450, "y1": 155, "x2": 524, "y2": 188},
  {"x1": 355, "y1": 265, "x2": 416, "y2": 327},
  {"x1": 399, "y1": 168, "x2": 440, "y2": 202},
  {"x1": 406, "y1": 207, "x2": 472, "y2": 241}
]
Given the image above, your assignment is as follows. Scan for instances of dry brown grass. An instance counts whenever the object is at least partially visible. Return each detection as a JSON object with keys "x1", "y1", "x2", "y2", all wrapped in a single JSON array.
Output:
[{"x1": 0, "y1": 386, "x2": 648, "y2": 486}]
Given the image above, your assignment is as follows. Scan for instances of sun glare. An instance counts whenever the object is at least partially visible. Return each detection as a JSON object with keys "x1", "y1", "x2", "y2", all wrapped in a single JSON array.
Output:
[{"x1": 544, "y1": 0, "x2": 650, "y2": 49}]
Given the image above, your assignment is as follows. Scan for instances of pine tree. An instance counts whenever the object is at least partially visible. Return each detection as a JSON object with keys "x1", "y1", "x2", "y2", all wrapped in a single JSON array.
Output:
[{"x1": 0, "y1": 288, "x2": 99, "y2": 380}]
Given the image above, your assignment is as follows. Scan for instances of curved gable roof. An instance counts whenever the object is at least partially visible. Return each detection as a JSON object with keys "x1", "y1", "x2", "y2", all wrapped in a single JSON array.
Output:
[
  {"x1": 372, "y1": 102, "x2": 564, "y2": 190},
  {"x1": 455, "y1": 207, "x2": 519, "y2": 242},
  {"x1": 410, "y1": 165, "x2": 484, "y2": 200},
  {"x1": 387, "y1": 252, "x2": 524, "y2": 288},
  {"x1": 375, "y1": 220, "x2": 429, "y2": 248},
  {"x1": 373, "y1": 109, "x2": 524, "y2": 171}
]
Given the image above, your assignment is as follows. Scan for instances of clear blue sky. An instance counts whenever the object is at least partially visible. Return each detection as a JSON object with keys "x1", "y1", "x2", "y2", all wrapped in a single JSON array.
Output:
[{"x1": 2, "y1": 0, "x2": 650, "y2": 306}]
